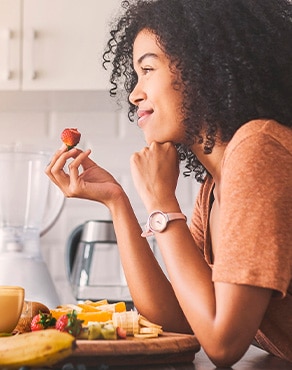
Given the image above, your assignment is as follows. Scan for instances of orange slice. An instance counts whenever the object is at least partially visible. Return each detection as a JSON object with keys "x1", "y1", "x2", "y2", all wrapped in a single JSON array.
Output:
[
  {"x1": 97, "y1": 301, "x2": 126, "y2": 313},
  {"x1": 78, "y1": 311, "x2": 112, "y2": 325},
  {"x1": 50, "y1": 308, "x2": 72, "y2": 320},
  {"x1": 50, "y1": 300, "x2": 126, "y2": 324},
  {"x1": 77, "y1": 303, "x2": 104, "y2": 312}
]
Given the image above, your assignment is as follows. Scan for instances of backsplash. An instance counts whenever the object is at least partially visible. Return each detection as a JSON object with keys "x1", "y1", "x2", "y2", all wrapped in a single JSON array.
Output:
[{"x1": 0, "y1": 91, "x2": 200, "y2": 305}]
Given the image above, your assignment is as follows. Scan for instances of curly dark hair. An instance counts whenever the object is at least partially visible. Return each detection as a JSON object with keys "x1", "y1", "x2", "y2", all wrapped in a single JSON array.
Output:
[{"x1": 103, "y1": 0, "x2": 292, "y2": 182}]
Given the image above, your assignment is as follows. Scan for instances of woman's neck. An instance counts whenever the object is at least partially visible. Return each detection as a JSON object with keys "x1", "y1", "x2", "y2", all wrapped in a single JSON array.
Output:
[{"x1": 193, "y1": 142, "x2": 227, "y2": 198}]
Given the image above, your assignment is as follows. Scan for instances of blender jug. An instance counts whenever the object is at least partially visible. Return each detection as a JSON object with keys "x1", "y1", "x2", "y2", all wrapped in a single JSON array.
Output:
[{"x1": 0, "y1": 144, "x2": 64, "y2": 308}]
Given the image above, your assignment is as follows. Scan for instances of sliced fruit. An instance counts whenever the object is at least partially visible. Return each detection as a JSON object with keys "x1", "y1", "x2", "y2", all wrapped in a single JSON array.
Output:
[
  {"x1": 31, "y1": 312, "x2": 56, "y2": 331},
  {"x1": 55, "y1": 310, "x2": 83, "y2": 337},
  {"x1": 116, "y1": 326, "x2": 127, "y2": 339},
  {"x1": 140, "y1": 326, "x2": 163, "y2": 335},
  {"x1": 97, "y1": 301, "x2": 126, "y2": 313},
  {"x1": 77, "y1": 303, "x2": 105, "y2": 312},
  {"x1": 50, "y1": 305, "x2": 82, "y2": 320},
  {"x1": 88, "y1": 323, "x2": 102, "y2": 340},
  {"x1": 101, "y1": 323, "x2": 117, "y2": 340},
  {"x1": 134, "y1": 333, "x2": 159, "y2": 339},
  {"x1": 83, "y1": 299, "x2": 108, "y2": 307},
  {"x1": 139, "y1": 315, "x2": 163, "y2": 330},
  {"x1": 77, "y1": 311, "x2": 113, "y2": 325},
  {"x1": 112, "y1": 311, "x2": 139, "y2": 336}
]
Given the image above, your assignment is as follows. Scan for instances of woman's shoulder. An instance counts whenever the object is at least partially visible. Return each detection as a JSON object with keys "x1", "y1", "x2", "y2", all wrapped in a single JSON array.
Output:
[
  {"x1": 224, "y1": 119, "x2": 292, "y2": 161},
  {"x1": 232, "y1": 118, "x2": 291, "y2": 144}
]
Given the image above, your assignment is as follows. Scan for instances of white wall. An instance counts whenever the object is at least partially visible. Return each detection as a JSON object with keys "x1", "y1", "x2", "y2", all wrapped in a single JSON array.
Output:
[{"x1": 0, "y1": 91, "x2": 200, "y2": 304}]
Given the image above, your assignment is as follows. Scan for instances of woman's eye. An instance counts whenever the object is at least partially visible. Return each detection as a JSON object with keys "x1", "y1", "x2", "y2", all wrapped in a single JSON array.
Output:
[{"x1": 141, "y1": 67, "x2": 153, "y2": 74}]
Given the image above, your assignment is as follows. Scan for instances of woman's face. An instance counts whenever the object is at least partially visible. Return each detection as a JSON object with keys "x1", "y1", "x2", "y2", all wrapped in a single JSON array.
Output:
[{"x1": 129, "y1": 29, "x2": 185, "y2": 145}]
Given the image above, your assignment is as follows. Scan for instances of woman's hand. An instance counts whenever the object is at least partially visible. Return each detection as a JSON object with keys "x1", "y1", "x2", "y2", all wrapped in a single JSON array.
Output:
[
  {"x1": 130, "y1": 141, "x2": 180, "y2": 212},
  {"x1": 45, "y1": 145, "x2": 123, "y2": 207}
]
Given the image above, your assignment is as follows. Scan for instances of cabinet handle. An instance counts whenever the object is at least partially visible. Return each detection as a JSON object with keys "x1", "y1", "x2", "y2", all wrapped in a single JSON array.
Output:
[
  {"x1": 1, "y1": 28, "x2": 12, "y2": 80},
  {"x1": 29, "y1": 28, "x2": 37, "y2": 80}
]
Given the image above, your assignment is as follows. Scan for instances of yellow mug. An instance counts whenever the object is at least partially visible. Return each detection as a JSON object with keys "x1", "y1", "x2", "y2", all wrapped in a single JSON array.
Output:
[{"x1": 0, "y1": 286, "x2": 25, "y2": 333}]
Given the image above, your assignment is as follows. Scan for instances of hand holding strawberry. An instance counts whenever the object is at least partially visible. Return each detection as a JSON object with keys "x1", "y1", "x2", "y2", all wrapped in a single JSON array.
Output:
[{"x1": 61, "y1": 128, "x2": 81, "y2": 150}]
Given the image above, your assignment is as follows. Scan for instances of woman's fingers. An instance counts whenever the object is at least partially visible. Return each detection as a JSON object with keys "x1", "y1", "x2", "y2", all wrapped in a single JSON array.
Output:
[
  {"x1": 66, "y1": 150, "x2": 94, "y2": 194},
  {"x1": 46, "y1": 148, "x2": 92, "y2": 196},
  {"x1": 68, "y1": 149, "x2": 94, "y2": 172},
  {"x1": 45, "y1": 146, "x2": 69, "y2": 185},
  {"x1": 46, "y1": 145, "x2": 67, "y2": 172}
]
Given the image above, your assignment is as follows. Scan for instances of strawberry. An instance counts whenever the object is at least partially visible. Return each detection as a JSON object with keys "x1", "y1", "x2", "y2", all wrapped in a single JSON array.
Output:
[
  {"x1": 55, "y1": 310, "x2": 83, "y2": 337},
  {"x1": 61, "y1": 128, "x2": 81, "y2": 150},
  {"x1": 116, "y1": 326, "x2": 127, "y2": 339},
  {"x1": 30, "y1": 312, "x2": 56, "y2": 331}
]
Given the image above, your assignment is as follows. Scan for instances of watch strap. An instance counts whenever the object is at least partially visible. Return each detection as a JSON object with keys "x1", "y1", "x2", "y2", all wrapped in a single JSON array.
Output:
[{"x1": 141, "y1": 211, "x2": 187, "y2": 238}]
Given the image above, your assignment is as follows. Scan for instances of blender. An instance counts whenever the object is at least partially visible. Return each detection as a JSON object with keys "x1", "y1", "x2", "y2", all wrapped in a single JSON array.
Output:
[
  {"x1": 0, "y1": 144, "x2": 64, "y2": 308},
  {"x1": 66, "y1": 220, "x2": 131, "y2": 304}
]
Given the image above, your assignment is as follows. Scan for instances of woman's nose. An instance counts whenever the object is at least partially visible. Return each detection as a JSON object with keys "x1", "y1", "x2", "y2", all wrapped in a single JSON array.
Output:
[{"x1": 129, "y1": 81, "x2": 146, "y2": 106}]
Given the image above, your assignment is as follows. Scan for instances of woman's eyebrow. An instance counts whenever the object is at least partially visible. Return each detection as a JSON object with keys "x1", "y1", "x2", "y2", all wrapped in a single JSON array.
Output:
[{"x1": 137, "y1": 52, "x2": 159, "y2": 65}]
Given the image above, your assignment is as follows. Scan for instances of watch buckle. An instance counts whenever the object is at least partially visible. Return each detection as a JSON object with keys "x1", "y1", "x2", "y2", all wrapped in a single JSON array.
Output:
[{"x1": 141, "y1": 229, "x2": 154, "y2": 237}]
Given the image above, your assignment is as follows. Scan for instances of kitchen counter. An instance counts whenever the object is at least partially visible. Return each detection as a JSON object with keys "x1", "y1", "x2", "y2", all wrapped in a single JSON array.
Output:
[
  {"x1": 39, "y1": 345, "x2": 291, "y2": 370},
  {"x1": 193, "y1": 346, "x2": 292, "y2": 370}
]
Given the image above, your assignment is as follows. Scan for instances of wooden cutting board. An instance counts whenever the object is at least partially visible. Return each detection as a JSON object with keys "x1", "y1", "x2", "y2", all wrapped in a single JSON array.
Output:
[{"x1": 55, "y1": 332, "x2": 200, "y2": 367}]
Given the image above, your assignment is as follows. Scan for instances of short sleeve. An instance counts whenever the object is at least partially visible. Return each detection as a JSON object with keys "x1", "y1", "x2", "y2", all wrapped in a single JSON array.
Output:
[
  {"x1": 189, "y1": 175, "x2": 214, "y2": 259},
  {"x1": 212, "y1": 131, "x2": 292, "y2": 297}
]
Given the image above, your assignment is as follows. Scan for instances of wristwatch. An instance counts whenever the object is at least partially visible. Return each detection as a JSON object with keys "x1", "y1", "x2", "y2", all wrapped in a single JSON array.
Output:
[{"x1": 141, "y1": 210, "x2": 187, "y2": 237}]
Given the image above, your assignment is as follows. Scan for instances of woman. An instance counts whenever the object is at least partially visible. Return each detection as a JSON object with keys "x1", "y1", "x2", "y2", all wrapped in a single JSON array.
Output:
[{"x1": 46, "y1": 0, "x2": 292, "y2": 366}]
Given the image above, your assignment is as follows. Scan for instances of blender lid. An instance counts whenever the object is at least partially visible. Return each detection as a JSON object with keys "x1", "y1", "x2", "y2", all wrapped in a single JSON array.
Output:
[{"x1": 0, "y1": 143, "x2": 54, "y2": 156}]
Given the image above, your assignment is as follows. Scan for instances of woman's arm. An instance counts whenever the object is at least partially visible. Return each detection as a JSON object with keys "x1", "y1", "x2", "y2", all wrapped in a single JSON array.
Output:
[
  {"x1": 153, "y1": 222, "x2": 272, "y2": 367},
  {"x1": 45, "y1": 145, "x2": 191, "y2": 333},
  {"x1": 130, "y1": 141, "x2": 273, "y2": 367},
  {"x1": 109, "y1": 193, "x2": 192, "y2": 333}
]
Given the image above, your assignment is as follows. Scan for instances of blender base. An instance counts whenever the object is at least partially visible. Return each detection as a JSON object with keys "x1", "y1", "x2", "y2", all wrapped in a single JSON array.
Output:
[{"x1": 0, "y1": 253, "x2": 60, "y2": 309}]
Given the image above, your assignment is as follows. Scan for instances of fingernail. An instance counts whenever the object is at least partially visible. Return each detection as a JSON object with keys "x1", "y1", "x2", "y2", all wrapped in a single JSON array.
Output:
[{"x1": 59, "y1": 143, "x2": 67, "y2": 151}]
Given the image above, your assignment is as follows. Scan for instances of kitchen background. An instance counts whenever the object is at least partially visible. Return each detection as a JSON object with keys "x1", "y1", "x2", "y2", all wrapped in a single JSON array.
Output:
[{"x1": 0, "y1": 0, "x2": 200, "y2": 305}]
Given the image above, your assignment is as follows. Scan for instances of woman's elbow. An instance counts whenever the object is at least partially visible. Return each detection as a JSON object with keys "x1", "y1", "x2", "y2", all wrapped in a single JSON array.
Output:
[{"x1": 203, "y1": 342, "x2": 250, "y2": 368}]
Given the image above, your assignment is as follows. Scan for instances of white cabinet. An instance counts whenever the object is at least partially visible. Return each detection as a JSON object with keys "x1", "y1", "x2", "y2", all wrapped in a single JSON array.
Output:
[
  {"x1": 0, "y1": 0, "x2": 120, "y2": 90},
  {"x1": 0, "y1": 0, "x2": 21, "y2": 90}
]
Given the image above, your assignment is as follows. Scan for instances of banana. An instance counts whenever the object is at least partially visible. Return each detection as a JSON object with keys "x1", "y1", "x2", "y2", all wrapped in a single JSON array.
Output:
[
  {"x1": 134, "y1": 333, "x2": 159, "y2": 339},
  {"x1": 135, "y1": 318, "x2": 163, "y2": 339},
  {"x1": 138, "y1": 315, "x2": 163, "y2": 330},
  {"x1": 0, "y1": 329, "x2": 75, "y2": 369},
  {"x1": 112, "y1": 310, "x2": 139, "y2": 335},
  {"x1": 139, "y1": 327, "x2": 163, "y2": 335},
  {"x1": 112, "y1": 311, "x2": 163, "y2": 338}
]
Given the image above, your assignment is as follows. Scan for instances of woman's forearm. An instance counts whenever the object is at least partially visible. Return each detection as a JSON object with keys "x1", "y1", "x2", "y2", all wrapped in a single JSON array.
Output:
[
  {"x1": 153, "y1": 220, "x2": 272, "y2": 366},
  {"x1": 108, "y1": 192, "x2": 192, "y2": 333}
]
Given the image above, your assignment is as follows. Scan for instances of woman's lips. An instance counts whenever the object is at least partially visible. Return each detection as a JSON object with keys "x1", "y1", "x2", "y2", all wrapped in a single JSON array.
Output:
[{"x1": 137, "y1": 109, "x2": 153, "y2": 127}]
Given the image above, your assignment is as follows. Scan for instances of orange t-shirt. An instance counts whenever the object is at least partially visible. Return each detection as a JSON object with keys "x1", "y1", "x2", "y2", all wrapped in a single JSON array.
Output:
[{"x1": 190, "y1": 119, "x2": 292, "y2": 361}]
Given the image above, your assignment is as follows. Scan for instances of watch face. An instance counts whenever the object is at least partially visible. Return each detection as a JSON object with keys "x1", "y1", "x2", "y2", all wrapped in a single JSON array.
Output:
[{"x1": 149, "y1": 211, "x2": 167, "y2": 232}]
